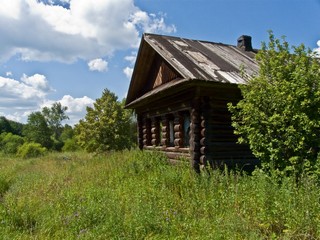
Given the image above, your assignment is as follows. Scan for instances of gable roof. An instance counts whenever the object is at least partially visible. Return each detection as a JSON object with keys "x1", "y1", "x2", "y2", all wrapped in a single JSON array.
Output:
[{"x1": 125, "y1": 33, "x2": 259, "y2": 108}]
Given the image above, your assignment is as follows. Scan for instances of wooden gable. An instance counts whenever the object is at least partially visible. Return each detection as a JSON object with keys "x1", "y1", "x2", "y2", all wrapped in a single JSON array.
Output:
[{"x1": 149, "y1": 55, "x2": 182, "y2": 89}]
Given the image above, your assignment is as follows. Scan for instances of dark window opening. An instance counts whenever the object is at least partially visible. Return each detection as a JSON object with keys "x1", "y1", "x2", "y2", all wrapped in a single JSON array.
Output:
[{"x1": 183, "y1": 112, "x2": 190, "y2": 147}]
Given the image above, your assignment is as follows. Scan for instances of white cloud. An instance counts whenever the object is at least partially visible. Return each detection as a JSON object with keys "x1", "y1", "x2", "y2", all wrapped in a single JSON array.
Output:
[
  {"x1": 6, "y1": 72, "x2": 12, "y2": 77},
  {"x1": 88, "y1": 58, "x2": 108, "y2": 72},
  {"x1": 0, "y1": 74, "x2": 93, "y2": 125},
  {"x1": 124, "y1": 52, "x2": 137, "y2": 65},
  {"x1": 40, "y1": 95, "x2": 95, "y2": 125},
  {"x1": 0, "y1": 0, "x2": 176, "y2": 63},
  {"x1": 123, "y1": 67, "x2": 133, "y2": 79},
  {"x1": 0, "y1": 74, "x2": 53, "y2": 101},
  {"x1": 59, "y1": 95, "x2": 94, "y2": 125},
  {"x1": 314, "y1": 40, "x2": 320, "y2": 56},
  {"x1": 21, "y1": 73, "x2": 53, "y2": 91},
  {"x1": 0, "y1": 74, "x2": 54, "y2": 122}
]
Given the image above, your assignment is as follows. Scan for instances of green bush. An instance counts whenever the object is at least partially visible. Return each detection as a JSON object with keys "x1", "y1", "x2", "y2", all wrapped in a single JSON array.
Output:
[
  {"x1": 17, "y1": 142, "x2": 47, "y2": 158},
  {"x1": 0, "y1": 132, "x2": 25, "y2": 154},
  {"x1": 62, "y1": 138, "x2": 81, "y2": 152},
  {"x1": 229, "y1": 32, "x2": 320, "y2": 178}
]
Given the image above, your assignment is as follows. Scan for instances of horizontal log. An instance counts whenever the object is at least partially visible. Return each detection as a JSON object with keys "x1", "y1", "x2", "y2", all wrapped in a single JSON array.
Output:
[
  {"x1": 151, "y1": 139, "x2": 159, "y2": 146},
  {"x1": 174, "y1": 132, "x2": 183, "y2": 138},
  {"x1": 201, "y1": 128, "x2": 205, "y2": 137},
  {"x1": 201, "y1": 120, "x2": 206, "y2": 128},
  {"x1": 165, "y1": 147, "x2": 190, "y2": 153},
  {"x1": 206, "y1": 152, "x2": 256, "y2": 159},
  {"x1": 162, "y1": 126, "x2": 168, "y2": 132},
  {"x1": 200, "y1": 155, "x2": 206, "y2": 165},
  {"x1": 174, "y1": 124, "x2": 182, "y2": 132},
  {"x1": 200, "y1": 137, "x2": 206, "y2": 146},
  {"x1": 151, "y1": 127, "x2": 158, "y2": 134},
  {"x1": 161, "y1": 139, "x2": 168, "y2": 146},
  {"x1": 165, "y1": 151, "x2": 191, "y2": 160},
  {"x1": 204, "y1": 125, "x2": 234, "y2": 131},
  {"x1": 200, "y1": 146, "x2": 207, "y2": 155},
  {"x1": 174, "y1": 139, "x2": 182, "y2": 147}
]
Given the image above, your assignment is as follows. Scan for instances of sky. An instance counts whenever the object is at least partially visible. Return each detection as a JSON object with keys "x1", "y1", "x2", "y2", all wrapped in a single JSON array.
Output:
[{"x1": 1, "y1": 0, "x2": 320, "y2": 125}]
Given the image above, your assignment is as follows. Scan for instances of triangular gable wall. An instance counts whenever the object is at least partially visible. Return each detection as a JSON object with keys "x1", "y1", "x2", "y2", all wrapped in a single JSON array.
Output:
[{"x1": 147, "y1": 54, "x2": 182, "y2": 90}]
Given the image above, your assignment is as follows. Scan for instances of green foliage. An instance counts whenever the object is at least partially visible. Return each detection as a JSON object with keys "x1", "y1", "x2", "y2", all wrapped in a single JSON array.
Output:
[
  {"x1": 0, "y1": 116, "x2": 24, "y2": 135},
  {"x1": 0, "y1": 133, "x2": 25, "y2": 155},
  {"x1": 229, "y1": 32, "x2": 320, "y2": 177},
  {"x1": 0, "y1": 116, "x2": 13, "y2": 134},
  {"x1": 16, "y1": 142, "x2": 47, "y2": 158},
  {"x1": 0, "y1": 151, "x2": 320, "y2": 239},
  {"x1": 62, "y1": 138, "x2": 80, "y2": 152},
  {"x1": 75, "y1": 89, "x2": 135, "y2": 152},
  {"x1": 59, "y1": 124, "x2": 74, "y2": 142},
  {"x1": 23, "y1": 112, "x2": 53, "y2": 149},
  {"x1": 42, "y1": 102, "x2": 69, "y2": 140}
]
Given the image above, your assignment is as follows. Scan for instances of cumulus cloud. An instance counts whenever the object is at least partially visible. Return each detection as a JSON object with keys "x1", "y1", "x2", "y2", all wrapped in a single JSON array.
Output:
[
  {"x1": 21, "y1": 74, "x2": 53, "y2": 91},
  {"x1": 0, "y1": 74, "x2": 53, "y2": 101},
  {"x1": 314, "y1": 40, "x2": 320, "y2": 56},
  {"x1": 124, "y1": 52, "x2": 137, "y2": 65},
  {"x1": 88, "y1": 58, "x2": 108, "y2": 72},
  {"x1": 0, "y1": 73, "x2": 94, "y2": 125},
  {"x1": 0, "y1": 0, "x2": 176, "y2": 63},
  {"x1": 123, "y1": 67, "x2": 133, "y2": 79},
  {"x1": 0, "y1": 74, "x2": 54, "y2": 122},
  {"x1": 42, "y1": 95, "x2": 95, "y2": 125}
]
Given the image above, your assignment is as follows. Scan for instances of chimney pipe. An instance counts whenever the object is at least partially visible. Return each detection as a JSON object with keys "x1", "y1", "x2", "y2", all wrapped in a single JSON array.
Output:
[{"x1": 237, "y1": 35, "x2": 253, "y2": 51}]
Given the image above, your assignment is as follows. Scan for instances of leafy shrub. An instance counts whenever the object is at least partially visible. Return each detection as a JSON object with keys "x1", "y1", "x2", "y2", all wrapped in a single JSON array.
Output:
[
  {"x1": 0, "y1": 132, "x2": 24, "y2": 154},
  {"x1": 229, "y1": 32, "x2": 320, "y2": 178},
  {"x1": 52, "y1": 139, "x2": 64, "y2": 151},
  {"x1": 62, "y1": 138, "x2": 81, "y2": 152},
  {"x1": 17, "y1": 142, "x2": 47, "y2": 158}
]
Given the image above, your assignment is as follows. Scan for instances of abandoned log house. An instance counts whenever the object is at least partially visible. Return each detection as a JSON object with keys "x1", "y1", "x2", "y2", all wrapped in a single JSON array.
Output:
[{"x1": 125, "y1": 33, "x2": 260, "y2": 172}]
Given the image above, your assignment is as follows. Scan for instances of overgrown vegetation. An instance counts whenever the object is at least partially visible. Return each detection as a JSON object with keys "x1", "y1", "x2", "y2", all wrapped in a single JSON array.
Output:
[
  {"x1": 0, "y1": 89, "x2": 136, "y2": 157},
  {"x1": 75, "y1": 89, "x2": 136, "y2": 152},
  {"x1": 229, "y1": 32, "x2": 320, "y2": 178},
  {"x1": 0, "y1": 151, "x2": 319, "y2": 239}
]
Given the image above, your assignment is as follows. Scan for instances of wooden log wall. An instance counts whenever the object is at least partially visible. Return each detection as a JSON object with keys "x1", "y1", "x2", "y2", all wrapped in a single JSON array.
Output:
[
  {"x1": 200, "y1": 97, "x2": 210, "y2": 167},
  {"x1": 204, "y1": 97, "x2": 257, "y2": 169},
  {"x1": 174, "y1": 112, "x2": 184, "y2": 148},
  {"x1": 151, "y1": 117, "x2": 160, "y2": 146},
  {"x1": 137, "y1": 115, "x2": 144, "y2": 150},
  {"x1": 190, "y1": 98, "x2": 201, "y2": 173},
  {"x1": 142, "y1": 118, "x2": 152, "y2": 147},
  {"x1": 161, "y1": 116, "x2": 170, "y2": 147}
]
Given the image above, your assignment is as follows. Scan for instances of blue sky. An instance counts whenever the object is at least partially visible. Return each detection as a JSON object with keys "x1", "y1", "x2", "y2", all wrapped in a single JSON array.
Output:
[{"x1": 1, "y1": 0, "x2": 320, "y2": 125}]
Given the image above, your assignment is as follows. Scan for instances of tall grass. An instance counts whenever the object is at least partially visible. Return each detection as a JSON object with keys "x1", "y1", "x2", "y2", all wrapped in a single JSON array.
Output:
[{"x1": 0, "y1": 150, "x2": 319, "y2": 239}]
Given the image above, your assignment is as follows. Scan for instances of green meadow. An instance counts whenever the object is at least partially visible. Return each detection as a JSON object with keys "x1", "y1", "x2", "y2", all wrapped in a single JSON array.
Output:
[{"x1": 0, "y1": 150, "x2": 319, "y2": 239}]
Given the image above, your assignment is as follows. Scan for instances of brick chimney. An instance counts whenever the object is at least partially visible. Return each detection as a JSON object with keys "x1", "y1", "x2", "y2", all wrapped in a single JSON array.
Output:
[{"x1": 237, "y1": 35, "x2": 253, "y2": 51}]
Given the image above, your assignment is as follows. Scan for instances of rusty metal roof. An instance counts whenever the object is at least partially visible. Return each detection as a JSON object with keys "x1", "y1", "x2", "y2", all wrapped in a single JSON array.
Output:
[{"x1": 126, "y1": 33, "x2": 259, "y2": 107}]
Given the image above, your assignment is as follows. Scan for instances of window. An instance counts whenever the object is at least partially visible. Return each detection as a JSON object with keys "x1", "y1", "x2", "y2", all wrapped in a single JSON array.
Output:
[
  {"x1": 183, "y1": 112, "x2": 190, "y2": 147},
  {"x1": 169, "y1": 120, "x2": 174, "y2": 147}
]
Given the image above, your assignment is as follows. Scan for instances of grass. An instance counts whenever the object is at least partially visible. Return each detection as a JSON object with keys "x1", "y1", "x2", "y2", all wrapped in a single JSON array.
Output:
[{"x1": 0, "y1": 150, "x2": 320, "y2": 239}]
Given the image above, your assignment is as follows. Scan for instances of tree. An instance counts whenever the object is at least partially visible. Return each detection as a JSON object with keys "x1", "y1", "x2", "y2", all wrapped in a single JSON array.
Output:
[
  {"x1": 42, "y1": 102, "x2": 69, "y2": 140},
  {"x1": 0, "y1": 132, "x2": 25, "y2": 154},
  {"x1": 75, "y1": 89, "x2": 135, "y2": 152},
  {"x1": 229, "y1": 32, "x2": 320, "y2": 177},
  {"x1": 0, "y1": 116, "x2": 13, "y2": 134},
  {"x1": 23, "y1": 112, "x2": 53, "y2": 149}
]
